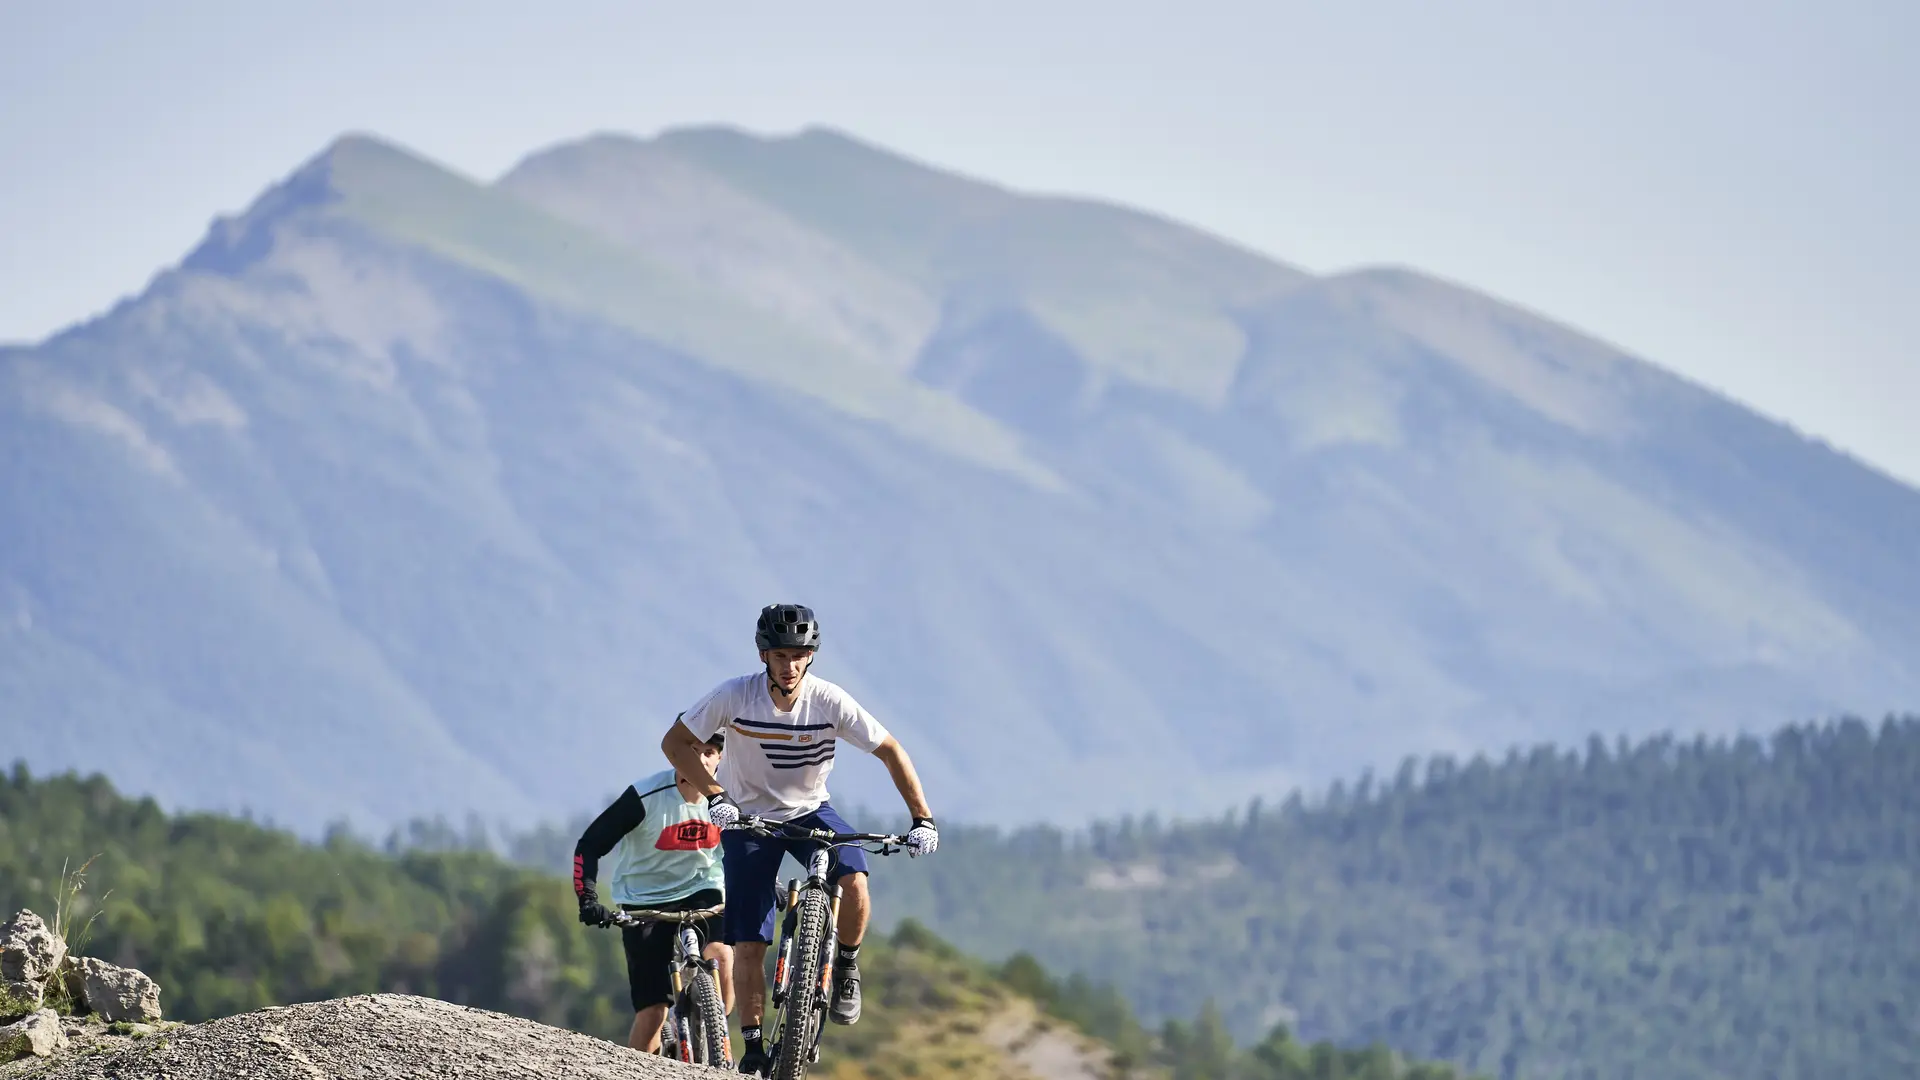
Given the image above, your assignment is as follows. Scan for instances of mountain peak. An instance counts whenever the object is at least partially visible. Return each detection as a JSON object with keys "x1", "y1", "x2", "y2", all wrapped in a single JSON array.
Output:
[
  {"x1": 181, "y1": 133, "x2": 477, "y2": 277},
  {"x1": 314, "y1": 130, "x2": 412, "y2": 161}
]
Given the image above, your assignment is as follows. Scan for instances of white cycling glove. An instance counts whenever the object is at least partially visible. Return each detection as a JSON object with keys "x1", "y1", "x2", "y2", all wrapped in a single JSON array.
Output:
[
  {"x1": 707, "y1": 792, "x2": 742, "y2": 829},
  {"x1": 906, "y1": 816, "x2": 939, "y2": 857}
]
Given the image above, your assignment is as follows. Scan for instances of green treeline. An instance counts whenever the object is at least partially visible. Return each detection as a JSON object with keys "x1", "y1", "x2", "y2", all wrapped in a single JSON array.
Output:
[
  {"x1": 0, "y1": 763, "x2": 1478, "y2": 1079},
  {"x1": 873, "y1": 716, "x2": 1920, "y2": 1080},
  {"x1": 0, "y1": 765, "x2": 635, "y2": 1037},
  {"x1": 995, "y1": 942, "x2": 1477, "y2": 1080}
]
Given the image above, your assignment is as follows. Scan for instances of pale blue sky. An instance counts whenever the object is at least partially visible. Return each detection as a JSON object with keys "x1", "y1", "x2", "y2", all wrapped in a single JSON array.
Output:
[{"x1": 4, "y1": 2, "x2": 1916, "y2": 484}]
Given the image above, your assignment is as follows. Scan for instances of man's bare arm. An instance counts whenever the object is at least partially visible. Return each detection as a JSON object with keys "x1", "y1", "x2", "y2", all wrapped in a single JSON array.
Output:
[
  {"x1": 871, "y1": 736, "x2": 933, "y2": 820},
  {"x1": 662, "y1": 718, "x2": 725, "y2": 798}
]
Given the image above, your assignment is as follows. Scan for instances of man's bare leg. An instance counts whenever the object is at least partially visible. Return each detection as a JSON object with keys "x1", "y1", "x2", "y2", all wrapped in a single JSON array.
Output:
[
  {"x1": 827, "y1": 873, "x2": 872, "y2": 1025},
  {"x1": 629, "y1": 1004, "x2": 668, "y2": 1053},
  {"x1": 835, "y1": 872, "x2": 870, "y2": 947},
  {"x1": 733, "y1": 941, "x2": 769, "y2": 1028}
]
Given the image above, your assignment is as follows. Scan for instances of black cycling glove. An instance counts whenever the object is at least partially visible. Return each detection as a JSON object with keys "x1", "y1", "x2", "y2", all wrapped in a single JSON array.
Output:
[{"x1": 576, "y1": 884, "x2": 614, "y2": 928}]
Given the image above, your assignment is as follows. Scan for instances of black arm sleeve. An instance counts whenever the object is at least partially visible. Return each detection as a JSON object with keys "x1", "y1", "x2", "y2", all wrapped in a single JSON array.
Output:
[{"x1": 573, "y1": 785, "x2": 645, "y2": 897}]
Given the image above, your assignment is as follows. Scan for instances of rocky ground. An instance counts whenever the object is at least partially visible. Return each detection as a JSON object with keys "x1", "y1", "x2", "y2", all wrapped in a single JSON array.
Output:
[
  {"x1": 0, "y1": 1015, "x2": 187, "y2": 1078},
  {"x1": 6, "y1": 904, "x2": 714, "y2": 1078},
  {"x1": 2, "y1": 993, "x2": 720, "y2": 1079}
]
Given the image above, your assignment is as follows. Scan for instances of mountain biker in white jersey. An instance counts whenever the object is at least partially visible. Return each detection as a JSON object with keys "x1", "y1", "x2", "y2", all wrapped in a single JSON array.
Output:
[{"x1": 662, "y1": 603, "x2": 938, "y2": 1076}]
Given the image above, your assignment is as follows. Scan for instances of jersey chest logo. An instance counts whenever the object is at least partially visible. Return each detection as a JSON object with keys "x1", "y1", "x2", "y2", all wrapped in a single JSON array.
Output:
[{"x1": 655, "y1": 819, "x2": 722, "y2": 852}]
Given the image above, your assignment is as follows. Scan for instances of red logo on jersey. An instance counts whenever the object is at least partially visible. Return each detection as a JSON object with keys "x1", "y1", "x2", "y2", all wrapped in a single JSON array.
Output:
[{"x1": 656, "y1": 820, "x2": 722, "y2": 851}]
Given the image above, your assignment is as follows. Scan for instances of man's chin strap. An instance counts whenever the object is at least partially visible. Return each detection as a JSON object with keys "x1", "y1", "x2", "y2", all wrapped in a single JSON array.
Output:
[{"x1": 764, "y1": 658, "x2": 812, "y2": 700}]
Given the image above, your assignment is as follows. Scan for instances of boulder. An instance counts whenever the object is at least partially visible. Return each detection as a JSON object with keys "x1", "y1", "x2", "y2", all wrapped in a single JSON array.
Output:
[
  {"x1": 0, "y1": 910, "x2": 67, "y2": 984},
  {"x1": 0, "y1": 979, "x2": 43, "y2": 1020},
  {"x1": 72, "y1": 957, "x2": 163, "y2": 1022},
  {"x1": 0, "y1": 1009, "x2": 67, "y2": 1061}
]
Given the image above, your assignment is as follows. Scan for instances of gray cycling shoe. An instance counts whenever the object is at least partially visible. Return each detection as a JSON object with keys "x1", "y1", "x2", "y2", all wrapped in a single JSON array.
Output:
[{"x1": 829, "y1": 960, "x2": 861, "y2": 1025}]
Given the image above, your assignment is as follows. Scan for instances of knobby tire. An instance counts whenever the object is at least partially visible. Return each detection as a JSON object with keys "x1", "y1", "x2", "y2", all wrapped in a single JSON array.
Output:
[
  {"x1": 772, "y1": 887, "x2": 831, "y2": 1080},
  {"x1": 689, "y1": 968, "x2": 730, "y2": 1067}
]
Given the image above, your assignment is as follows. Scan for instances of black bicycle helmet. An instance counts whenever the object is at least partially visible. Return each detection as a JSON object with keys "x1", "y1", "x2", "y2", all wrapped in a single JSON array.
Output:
[{"x1": 756, "y1": 603, "x2": 821, "y2": 651}]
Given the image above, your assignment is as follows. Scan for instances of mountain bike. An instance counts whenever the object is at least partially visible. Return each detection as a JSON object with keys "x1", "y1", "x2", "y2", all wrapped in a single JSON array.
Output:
[
  {"x1": 604, "y1": 902, "x2": 731, "y2": 1067},
  {"x1": 732, "y1": 817, "x2": 908, "y2": 1080}
]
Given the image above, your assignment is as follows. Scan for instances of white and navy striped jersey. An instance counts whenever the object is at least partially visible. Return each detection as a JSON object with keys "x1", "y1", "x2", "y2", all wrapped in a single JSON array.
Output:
[{"x1": 678, "y1": 671, "x2": 891, "y2": 821}]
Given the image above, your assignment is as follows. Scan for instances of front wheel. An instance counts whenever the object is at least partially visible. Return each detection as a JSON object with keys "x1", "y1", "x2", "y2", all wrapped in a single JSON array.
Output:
[
  {"x1": 771, "y1": 887, "x2": 831, "y2": 1080},
  {"x1": 686, "y1": 968, "x2": 731, "y2": 1067}
]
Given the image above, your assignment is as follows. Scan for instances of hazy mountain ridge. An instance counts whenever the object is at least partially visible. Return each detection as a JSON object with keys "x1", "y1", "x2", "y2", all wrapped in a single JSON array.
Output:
[{"x1": 2, "y1": 125, "x2": 1916, "y2": 832}]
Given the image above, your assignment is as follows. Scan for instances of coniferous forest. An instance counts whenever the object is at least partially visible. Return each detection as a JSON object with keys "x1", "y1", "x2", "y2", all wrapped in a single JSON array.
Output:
[{"x1": 872, "y1": 717, "x2": 1920, "y2": 1079}]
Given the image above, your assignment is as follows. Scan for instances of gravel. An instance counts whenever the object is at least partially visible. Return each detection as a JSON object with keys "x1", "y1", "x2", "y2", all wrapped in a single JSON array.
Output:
[{"x1": 4, "y1": 994, "x2": 722, "y2": 1080}]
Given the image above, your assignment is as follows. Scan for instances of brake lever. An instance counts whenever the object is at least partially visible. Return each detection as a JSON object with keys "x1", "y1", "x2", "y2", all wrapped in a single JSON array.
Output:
[{"x1": 731, "y1": 815, "x2": 774, "y2": 836}]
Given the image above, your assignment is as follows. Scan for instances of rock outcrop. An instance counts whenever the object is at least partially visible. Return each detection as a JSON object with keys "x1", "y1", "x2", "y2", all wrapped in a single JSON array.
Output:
[
  {"x1": 1, "y1": 910, "x2": 166, "y2": 1061},
  {"x1": 0, "y1": 1012, "x2": 65, "y2": 1062},
  {"x1": 0, "y1": 912, "x2": 67, "y2": 1015},
  {"x1": 4, "y1": 994, "x2": 713, "y2": 1079},
  {"x1": 64, "y1": 958, "x2": 161, "y2": 1024}
]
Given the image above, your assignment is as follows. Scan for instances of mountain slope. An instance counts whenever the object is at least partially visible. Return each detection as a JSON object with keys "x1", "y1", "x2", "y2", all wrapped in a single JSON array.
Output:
[
  {"x1": 2, "y1": 126, "x2": 1917, "y2": 831},
  {"x1": 508, "y1": 126, "x2": 1309, "y2": 403}
]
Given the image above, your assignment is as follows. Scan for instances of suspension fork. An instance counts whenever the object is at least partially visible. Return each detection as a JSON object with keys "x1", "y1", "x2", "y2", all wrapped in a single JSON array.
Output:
[
  {"x1": 675, "y1": 925, "x2": 699, "y2": 1061},
  {"x1": 805, "y1": 843, "x2": 841, "y2": 998},
  {"x1": 820, "y1": 881, "x2": 844, "y2": 995},
  {"x1": 771, "y1": 878, "x2": 800, "y2": 1005}
]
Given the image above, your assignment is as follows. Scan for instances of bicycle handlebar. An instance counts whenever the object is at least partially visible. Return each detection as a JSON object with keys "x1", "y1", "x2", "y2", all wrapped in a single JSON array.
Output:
[
  {"x1": 606, "y1": 902, "x2": 727, "y2": 927},
  {"x1": 729, "y1": 816, "x2": 908, "y2": 850}
]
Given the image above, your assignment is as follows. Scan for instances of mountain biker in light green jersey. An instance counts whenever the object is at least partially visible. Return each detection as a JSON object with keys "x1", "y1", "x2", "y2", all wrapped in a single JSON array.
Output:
[
  {"x1": 574, "y1": 731, "x2": 732, "y2": 1054},
  {"x1": 662, "y1": 603, "x2": 939, "y2": 1077}
]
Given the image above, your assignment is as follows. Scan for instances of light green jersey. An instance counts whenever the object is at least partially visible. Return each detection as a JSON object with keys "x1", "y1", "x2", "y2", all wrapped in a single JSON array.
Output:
[{"x1": 605, "y1": 769, "x2": 726, "y2": 907}]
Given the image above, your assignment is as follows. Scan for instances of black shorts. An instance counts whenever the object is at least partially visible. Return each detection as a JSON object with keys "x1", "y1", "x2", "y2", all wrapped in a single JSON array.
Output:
[{"x1": 620, "y1": 888, "x2": 724, "y2": 1011}]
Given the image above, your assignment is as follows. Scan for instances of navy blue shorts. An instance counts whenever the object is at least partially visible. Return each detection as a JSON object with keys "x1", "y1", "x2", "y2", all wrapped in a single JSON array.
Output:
[{"x1": 719, "y1": 802, "x2": 869, "y2": 945}]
